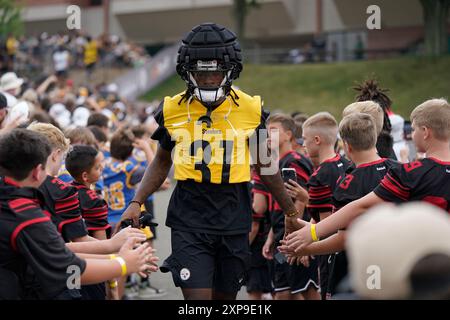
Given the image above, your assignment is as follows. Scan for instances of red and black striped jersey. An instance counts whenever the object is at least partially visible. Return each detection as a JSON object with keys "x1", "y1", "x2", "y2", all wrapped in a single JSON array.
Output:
[
  {"x1": 374, "y1": 157, "x2": 450, "y2": 213},
  {"x1": 249, "y1": 170, "x2": 272, "y2": 267},
  {"x1": 333, "y1": 158, "x2": 399, "y2": 210},
  {"x1": 0, "y1": 177, "x2": 86, "y2": 299},
  {"x1": 39, "y1": 175, "x2": 87, "y2": 242},
  {"x1": 307, "y1": 154, "x2": 350, "y2": 221},
  {"x1": 70, "y1": 181, "x2": 111, "y2": 237},
  {"x1": 326, "y1": 158, "x2": 398, "y2": 298}
]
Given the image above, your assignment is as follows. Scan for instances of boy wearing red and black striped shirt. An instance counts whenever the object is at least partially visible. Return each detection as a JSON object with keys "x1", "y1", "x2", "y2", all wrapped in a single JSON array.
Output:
[
  {"x1": 325, "y1": 113, "x2": 399, "y2": 298},
  {"x1": 27, "y1": 123, "x2": 89, "y2": 243},
  {"x1": 302, "y1": 112, "x2": 349, "y2": 300},
  {"x1": 265, "y1": 114, "x2": 318, "y2": 300},
  {"x1": 0, "y1": 129, "x2": 87, "y2": 299},
  {"x1": 246, "y1": 169, "x2": 273, "y2": 299},
  {"x1": 0, "y1": 129, "x2": 157, "y2": 300},
  {"x1": 282, "y1": 99, "x2": 450, "y2": 264},
  {"x1": 66, "y1": 145, "x2": 111, "y2": 240}
]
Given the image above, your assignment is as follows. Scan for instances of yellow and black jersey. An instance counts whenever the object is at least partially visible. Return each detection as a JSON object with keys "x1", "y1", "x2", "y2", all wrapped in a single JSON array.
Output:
[
  {"x1": 152, "y1": 89, "x2": 269, "y2": 234},
  {"x1": 153, "y1": 88, "x2": 267, "y2": 184}
]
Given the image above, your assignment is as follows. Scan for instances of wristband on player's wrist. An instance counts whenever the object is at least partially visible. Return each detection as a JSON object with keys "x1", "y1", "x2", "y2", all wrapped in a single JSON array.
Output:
[
  {"x1": 129, "y1": 200, "x2": 142, "y2": 207},
  {"x1": 285, "y1": 211, "x2": 300, "y2": 217}
]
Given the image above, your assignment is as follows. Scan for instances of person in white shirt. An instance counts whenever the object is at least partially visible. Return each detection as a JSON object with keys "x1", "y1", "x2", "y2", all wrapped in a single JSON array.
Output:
[{"x1": 53, "y1": 45, "x2": 71, "y2": 79}]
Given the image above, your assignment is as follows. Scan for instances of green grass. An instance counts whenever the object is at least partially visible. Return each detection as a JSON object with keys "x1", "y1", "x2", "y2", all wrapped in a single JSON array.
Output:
[{"x1": 141, "y1": 56, "x2": 450, "y2": 119}]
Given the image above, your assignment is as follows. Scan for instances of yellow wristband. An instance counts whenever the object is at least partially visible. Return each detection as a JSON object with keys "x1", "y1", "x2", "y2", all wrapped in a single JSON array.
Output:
[
  {"x1": 311, "y1": 224, "x2": 319, "y2": 242},
  {"x1": 109, "y1": 254, "x2": 117, "y2": 260},
  {"x1": 109, "y1": 280, "x2": 118, "y2": 289},
  {"x1": 115, "y1": 257, "x2": 127, "y2": 276}
]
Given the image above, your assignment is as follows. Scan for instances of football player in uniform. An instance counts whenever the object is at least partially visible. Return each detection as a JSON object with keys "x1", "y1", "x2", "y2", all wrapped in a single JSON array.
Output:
[{"x1": 118, "y1": 23, "x2": 305, "y2": 300}]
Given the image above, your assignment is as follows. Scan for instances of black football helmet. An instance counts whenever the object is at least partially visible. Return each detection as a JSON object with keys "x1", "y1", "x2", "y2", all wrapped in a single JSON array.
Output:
[{"x1": 176, "y1": 23, "x2": 243, "y2": 108}]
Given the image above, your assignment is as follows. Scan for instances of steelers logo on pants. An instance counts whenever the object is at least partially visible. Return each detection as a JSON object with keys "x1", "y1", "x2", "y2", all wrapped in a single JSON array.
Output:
[{"x1": 180, "y1": 268, "x2": 191, "y2": 281}]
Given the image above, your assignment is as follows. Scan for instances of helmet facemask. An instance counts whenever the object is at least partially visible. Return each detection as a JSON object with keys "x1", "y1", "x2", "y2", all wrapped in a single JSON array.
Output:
[{"x1": 185, "y1": 60, "x2": 234, "y2": 108}]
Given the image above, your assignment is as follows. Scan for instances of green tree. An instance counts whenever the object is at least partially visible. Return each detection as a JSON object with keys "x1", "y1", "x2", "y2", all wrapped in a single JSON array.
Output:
[
  {"x1": 232, "y1": 0, "x2": 260, "y2": 46},
  {"x1": 0, "y1": 0, "x2": 23, "y2": 37},
  {"x1": 420, "y1": 0, "x2": 450, "y2": 56}
]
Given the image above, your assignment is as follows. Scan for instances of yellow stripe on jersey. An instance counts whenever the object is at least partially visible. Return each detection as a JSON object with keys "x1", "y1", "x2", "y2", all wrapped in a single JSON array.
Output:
[{"x1": 162, "y1": 88, "x2": 262, "y2": 184}]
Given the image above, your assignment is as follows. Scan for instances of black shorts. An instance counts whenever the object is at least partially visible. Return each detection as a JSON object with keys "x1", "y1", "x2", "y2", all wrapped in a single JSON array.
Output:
[
  {"x1": 160, "y1": 229, "x2": 250, "y2": 293},
  {"x1": 245, "y1": 239, "x2": 273, "y2": 293},
  {"x1": 326, "y1": 251, "x2": 348, "y2": 298},
  {"x1": 318, "y1": 254, "x2": 331, "y2": 300},
  {"x1": 245, "y1": 265, "x2": 273, "y2": 294},
  {"x1": 273, "y1": 255, "x2": 319, "y2": 294}
]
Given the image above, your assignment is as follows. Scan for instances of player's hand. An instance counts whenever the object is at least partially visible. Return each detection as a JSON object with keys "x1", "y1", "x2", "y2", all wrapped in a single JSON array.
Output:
[
  {"x1": 115, "y1": 202, "x2": 141, "y2": 234},
  {"x1": 118, "y1": 238, "x2": 157, "y2": 275},
  {"x1": 284, "y1": 219, "x2": 314, "y2": 253},
  {"x1": 110, "y1": 226, "x2": 146, "y2": 251},
  {"x1": 284, "y1": 214, "x2": 306, "y2": 235},
  {"x1": 284, "y1": 179, "x2": 309, "y2": 203}
]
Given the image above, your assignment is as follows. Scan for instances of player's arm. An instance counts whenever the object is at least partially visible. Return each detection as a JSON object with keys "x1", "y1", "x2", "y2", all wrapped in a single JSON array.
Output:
[
  {"x1": 255, "y1": 167, "x2": 298, "y2": 217},
  {"x1": 117, "y1": 146, "x2": 172, "y2": 228},
  {"x1": 254, "y1": 143, "x2": 303, "y2": 234},
  {"x1": 132, "y1": 146, "x2": 172, "y2": 200}
]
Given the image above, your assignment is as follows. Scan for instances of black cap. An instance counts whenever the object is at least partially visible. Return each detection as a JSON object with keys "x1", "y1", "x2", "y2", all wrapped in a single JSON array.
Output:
[{"x1": 0, "y1": 93, "x2": 7, "y2": 109}]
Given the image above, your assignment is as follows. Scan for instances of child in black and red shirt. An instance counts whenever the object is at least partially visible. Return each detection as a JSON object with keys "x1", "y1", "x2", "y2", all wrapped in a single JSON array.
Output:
[
  {"x1": 302, "y1": 112, "x2": 349, "y2": 299},
  {"x1": 27, "y1": 122, "x2": 88, "y2": 243},
  {"x1": 0, "y1": 129, "x2": 153, "y2": 300},
  {"x1": 264, "y1": 114, "x2": 317, "y2": 300},
  {"x1": 66, "y1": 145, "x2": 111, "y2": 240},
  {"x1": 282, "y1": 98, "x2": 450, "y2": 261}
]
